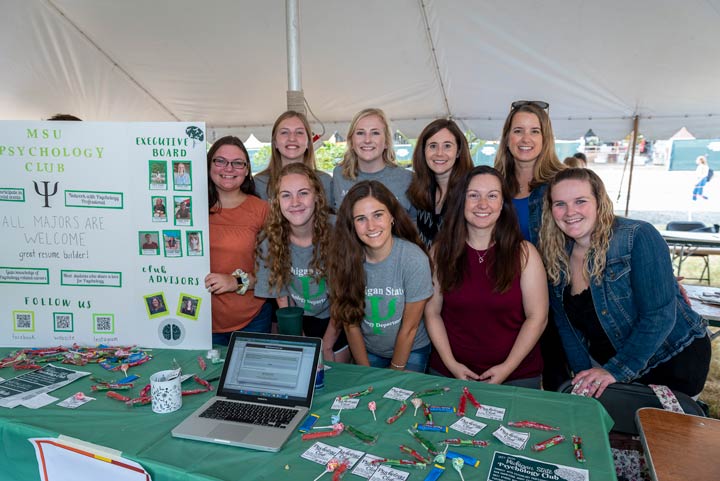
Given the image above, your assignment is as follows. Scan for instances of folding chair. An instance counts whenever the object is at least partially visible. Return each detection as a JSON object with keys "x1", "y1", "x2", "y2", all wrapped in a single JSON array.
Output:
[{"x1": 666, "y1": 221, "x2": 712, "y2": 284}]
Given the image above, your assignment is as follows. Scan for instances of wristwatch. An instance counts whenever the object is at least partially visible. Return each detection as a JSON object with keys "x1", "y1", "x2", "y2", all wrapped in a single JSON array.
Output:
[{"x1": 231, "y1": 269, "x2": 249, "y2": 295}]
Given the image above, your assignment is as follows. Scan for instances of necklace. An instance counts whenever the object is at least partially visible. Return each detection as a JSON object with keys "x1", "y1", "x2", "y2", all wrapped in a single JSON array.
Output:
[{"x1": 472, "y1": 246, "x2": 490, "y2": 264}]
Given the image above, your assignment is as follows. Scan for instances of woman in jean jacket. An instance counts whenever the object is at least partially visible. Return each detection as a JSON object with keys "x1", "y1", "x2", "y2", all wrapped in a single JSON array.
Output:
[{"x1": 540, "y1": 168, "x2": 710, "y2": 398}]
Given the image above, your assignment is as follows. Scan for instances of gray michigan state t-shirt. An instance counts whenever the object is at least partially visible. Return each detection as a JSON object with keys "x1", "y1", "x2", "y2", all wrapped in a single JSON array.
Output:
[
  {"x1": 332, "y1": 164, "x2": 412, "y2": 213},
  {"x1": 362, "y1": 237, "x2": 433, "y2": 358},
  {"x1": 255, "y1": 240, "x2": 330, "y2": 319}
]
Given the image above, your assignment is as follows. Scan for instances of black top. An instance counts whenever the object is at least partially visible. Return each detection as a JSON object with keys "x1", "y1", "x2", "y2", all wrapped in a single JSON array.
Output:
[
  {"x1": 563, "y1": 286, "x2": 616, "y2": 365},
  {"x1": 415, "y1": 184, "x2": 445, "y2": 248}
]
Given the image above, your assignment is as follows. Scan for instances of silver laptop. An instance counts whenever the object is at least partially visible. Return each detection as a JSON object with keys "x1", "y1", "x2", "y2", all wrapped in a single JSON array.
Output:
[{"x1": 172, "y1": 331, "x2": 321, "y2": 452}]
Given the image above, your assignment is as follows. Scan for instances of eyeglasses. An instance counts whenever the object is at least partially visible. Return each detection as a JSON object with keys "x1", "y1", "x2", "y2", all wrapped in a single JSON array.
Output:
[
  {"x1": 212, "y1": 158, "x2": 248, "y2": 170},
  {"x1": 511, "y1": 100, "x2": 550, "y2": 111}
]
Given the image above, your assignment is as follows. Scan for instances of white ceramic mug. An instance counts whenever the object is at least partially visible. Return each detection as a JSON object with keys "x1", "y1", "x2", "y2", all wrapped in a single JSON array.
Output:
[{"x1": 150, "y1": 369, "x2": 182, "y2": 414}]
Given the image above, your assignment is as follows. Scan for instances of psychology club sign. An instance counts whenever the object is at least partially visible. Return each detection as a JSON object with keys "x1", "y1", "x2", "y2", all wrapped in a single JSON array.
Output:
[{"x1": 0, "y1": 121, "x2": 211, "y2": 349}]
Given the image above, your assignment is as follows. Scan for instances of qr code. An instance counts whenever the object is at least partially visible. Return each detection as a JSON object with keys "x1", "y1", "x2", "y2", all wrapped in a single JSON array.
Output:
[
  {"x1": 15, "y1": 312, "x2": 33, "y2": 330},
  {"x1": 94, "y1": 315, "x2": 113, "y2": 333},
  {"x1": 55, "y1": 314, "x2": 72, "y2": 331}
]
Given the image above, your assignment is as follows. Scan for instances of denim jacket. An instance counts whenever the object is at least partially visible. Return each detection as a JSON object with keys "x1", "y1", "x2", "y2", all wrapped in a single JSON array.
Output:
[
  {"x1": 527, "y1": 184, "x2": 546, "y2": 247},
  {"x1": 548, "y1": 217, "x2": 707, "y2": 382}
]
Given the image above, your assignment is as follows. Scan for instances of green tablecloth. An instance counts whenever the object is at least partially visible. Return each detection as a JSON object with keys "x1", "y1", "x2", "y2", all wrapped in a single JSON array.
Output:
[{"x1": 0, "y1": 348, "x2": 617, "y2": 480}]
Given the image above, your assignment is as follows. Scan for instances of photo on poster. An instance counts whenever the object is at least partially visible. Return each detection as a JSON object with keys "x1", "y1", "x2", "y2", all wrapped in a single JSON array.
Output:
[
  {"x1": 177, "y1": 293, "x2": 202, "y2": 320},
  {"x1": 172, "y1": 161, "x2": 192, "y2": 191},
  {"x1": 151, "y1": 196, "x2": 167, "y2": 222},
  {"x1": 163, "y1": 230, "x2": 182, "y2": 257},
  {"x1": 173, "y1": 196, "x2": 192, "y2": 226},
  {"x1": 139, "y1": 231, "x2": 160, "y2": 255},
  {"x1": 92, "y1": 313, "x2": 115, "y2": 334},
  {"x1": 144, "y1": 293, "x2": 169, "y2": 319},
  {"x1": 186, "y1": 231, "x2": 203, "y2": 256},
  {"x1": 149, "y1": 160, "x2": 167, "y2": 190},
  {"x1": 53, "y1": 312, "x2": 74, "y2": 332}
]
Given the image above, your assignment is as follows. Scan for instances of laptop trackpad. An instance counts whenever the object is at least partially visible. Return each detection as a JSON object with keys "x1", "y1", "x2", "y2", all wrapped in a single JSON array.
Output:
[{"x1": 209, "y1": 424, "x2": 252, "y2": 441}]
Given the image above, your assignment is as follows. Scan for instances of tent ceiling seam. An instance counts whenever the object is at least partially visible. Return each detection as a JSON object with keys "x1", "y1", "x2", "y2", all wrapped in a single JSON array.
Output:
[
  {"x1": 45, "y1": 0, "x2": 180, "y2": 121},
  {"x1": 419, "y1": 0, "x2": 451, "y2": 120}
]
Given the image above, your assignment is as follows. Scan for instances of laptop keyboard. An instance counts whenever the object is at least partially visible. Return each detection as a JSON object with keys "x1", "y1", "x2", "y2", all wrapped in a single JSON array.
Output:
[{"x1": 200, "y1": 400, "x2": 297, "y2": 428}]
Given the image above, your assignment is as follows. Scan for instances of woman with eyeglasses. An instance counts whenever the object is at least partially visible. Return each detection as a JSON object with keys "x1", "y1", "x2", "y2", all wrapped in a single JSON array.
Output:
[
  {"x1": 540, "y1": 168, "x2": 710, "y2": 398},
  {"x1": 329, "y1": 180, "x2": 433, "y2": 372},
  {"x1": 255, "y1": 163, "x2": 350, "y2": 363},
  {"x1": 425, "y1": 166, "x2": 548, "y2": 387},
  {"x1": 205, "y1": 136, "x2": 271, "y2": 345},
  {"x1": 332, "y1": 108, "x2": 413, "y2": 214},
  {"x1": 255, "y1": 111, "x2": 333, "y2": 206},
  {"x1": 494, "y1": 100, "x2": 568, "y2": 391},
  {"x1": 407, "y1": 119, "x2": 474, "y2": 247}
]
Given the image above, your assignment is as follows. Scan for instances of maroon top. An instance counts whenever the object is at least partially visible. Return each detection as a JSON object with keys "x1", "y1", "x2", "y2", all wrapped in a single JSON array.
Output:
[{"x1": 429, "y1": 244, "x2": 543, "y2": 382}]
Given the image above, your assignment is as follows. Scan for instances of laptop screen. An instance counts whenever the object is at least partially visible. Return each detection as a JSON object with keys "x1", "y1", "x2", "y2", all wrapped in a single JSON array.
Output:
[{"x1": 218, "y1": 333, "x2": 320, "y2": 407}]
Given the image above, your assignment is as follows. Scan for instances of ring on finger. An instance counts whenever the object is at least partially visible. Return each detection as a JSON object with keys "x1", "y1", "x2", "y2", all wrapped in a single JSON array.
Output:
[{"x1": 593, "y1": 380, "x2": 601, "y2": 386}]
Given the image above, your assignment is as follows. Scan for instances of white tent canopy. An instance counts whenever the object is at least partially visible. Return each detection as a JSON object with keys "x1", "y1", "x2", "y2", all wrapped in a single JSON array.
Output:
[{"x1": 3, "y1": 0, "x2": 720, "y2": 141}]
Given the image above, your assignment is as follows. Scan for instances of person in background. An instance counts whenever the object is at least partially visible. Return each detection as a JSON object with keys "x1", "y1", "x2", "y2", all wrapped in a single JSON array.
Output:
[
  {"x1": 426, "y1": 166, "x2": 547, "y2": 387},
  {"x1": 255, "y1": 111, "x2": 333, "y2": 206},
  {"x1": 564, "y1": 153, "x2": 587, "y2": 168},
  {"x1": 407, "y1": 119, "x2": 474, "y2": 247},
  {"x1": 205, "y1": 136, "x2": 270, "y2": 345},
  {"x1": 692, "y1": 155, "x2": 710, "y2": 201},
  {"x1": 332, "y1": 108, "x2": 413, "y2": 214},
  {"x1": 329, "y1": 181, "x2": 432, "y2": 372},
  {"x1": 255, "y1": 163, "x2": 349, "y2": 362},
  {"x1": 540, "y1": 168, "x2": 711, "y2": 398},
  {"x1": 494, "y1": 99, "x2": 569, "y2": 391},
  {"x1": 47, "y1": 114, "x2": 82, "y2": 121}
]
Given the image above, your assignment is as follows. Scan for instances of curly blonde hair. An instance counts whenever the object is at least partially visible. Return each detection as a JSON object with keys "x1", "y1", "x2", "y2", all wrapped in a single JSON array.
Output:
[
  {"x1": 256, "y1": 163, "x2": 331, "y2": 293},
  {"x1": 539, "y1": 168, "x2": 615, "y2": 285},
  {"x1": 340, "y1": 108, "x2": 397, "y2": 180}
]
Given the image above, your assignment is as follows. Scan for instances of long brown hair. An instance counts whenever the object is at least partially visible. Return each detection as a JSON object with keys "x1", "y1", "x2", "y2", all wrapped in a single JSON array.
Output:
[
  {"x1": 257, "y1": 163, "x2": 331, "y2": 292},
  {"x1": 493, "y1": 103, "x2": 564, "y2": 196},
  {"x1": 329, "y1": 180, "x2": 426, "y2": 326},
  {"x1": 207, "y1": 136, "x2": 257, "y2": 212},
  {"x1": 258, "y1": 111, "x2": 318, "y2": 197},
  {"x1": 407, "y1": 119, "x2": 474, "y2": 212},
  {"x1": 434, "y1": 166, "x2": 526, "y2": 293}
]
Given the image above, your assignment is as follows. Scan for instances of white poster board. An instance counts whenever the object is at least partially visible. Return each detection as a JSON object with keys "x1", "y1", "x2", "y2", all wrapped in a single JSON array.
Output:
[{"x1": 0, "y1": 121, "x2": 211, "y2": 349}]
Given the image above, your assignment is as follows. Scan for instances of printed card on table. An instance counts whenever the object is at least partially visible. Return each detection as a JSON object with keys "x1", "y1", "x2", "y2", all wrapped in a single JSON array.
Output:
[
  {"x1": 331, "y1": 398, "x2": 360, "y2": 410},
  {"x1": 383, "y1": 387, "x2": 414, "y2": 401},
  {"x1": 352, "y1": 453, "x2": 384, "y2": 478},
  {"x1": 57, "y1": 394, "x2": 95, "y2": 409},
  {"x1": 337, "y1": 446, "x2": 365, "y2": 469},
  {"x1": 450, "y1": 416, "x2": 487, "y2": 436},
  {"x1": 476, "y1": 404, "x2": 506, "y2": 421},
  {"x1": 368, "y1": 465, "x2": 410, "y2": 481},
  {"x1": 301, "y1": 442, "x2": 341, "y2": 464},
  {"x1": 492, "y1": 425, "x2": 530, "y2": 450}
]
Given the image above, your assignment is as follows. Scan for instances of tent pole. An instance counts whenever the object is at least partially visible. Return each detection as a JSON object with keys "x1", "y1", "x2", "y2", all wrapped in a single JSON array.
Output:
[
  {"x1": 285, "y1": 0, "x2": 305, "y2": 114},
  {"x1": 624, "y1": 115, "x2": 639, "y2": 217}
]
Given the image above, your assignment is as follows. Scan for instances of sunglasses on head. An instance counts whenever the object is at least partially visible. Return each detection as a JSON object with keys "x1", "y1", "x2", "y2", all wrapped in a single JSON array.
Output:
[{"x1": 511, "y1": 100, "x2": 550, "y2": 111}]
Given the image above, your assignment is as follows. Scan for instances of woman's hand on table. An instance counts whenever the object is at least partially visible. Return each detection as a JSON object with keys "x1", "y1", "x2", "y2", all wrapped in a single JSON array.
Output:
[{"x1": 572, "y1": 367, "x2": 616, "y2": 398}]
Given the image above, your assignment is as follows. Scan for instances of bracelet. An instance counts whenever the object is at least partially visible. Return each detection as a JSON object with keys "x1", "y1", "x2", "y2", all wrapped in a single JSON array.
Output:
[
  {"x1": 231, "y1": 269, "x2": 249, "y2": 295},
  {"x1": 390, "y1": 361, "x2": 406, "y2": 369}
]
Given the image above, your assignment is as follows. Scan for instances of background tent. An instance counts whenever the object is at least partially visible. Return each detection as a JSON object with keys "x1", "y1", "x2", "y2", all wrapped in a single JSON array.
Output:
[{"x1": 3, "y1": 0, "x2": 720, "y2": 141}]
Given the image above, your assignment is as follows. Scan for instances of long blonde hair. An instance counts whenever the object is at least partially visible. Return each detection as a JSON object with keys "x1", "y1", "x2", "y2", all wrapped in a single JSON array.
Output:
[
  {"x1": 539, "y1": 168, "x2": 615, "y2": 285},
  {"x1": 340, "y1": 108, "x2": 397, "y2": 180},
  {"x1": 494, "y1": 103, "x2": 565, "y2": 196},
  {"x1": 257, "y1": 163, "x2": 331, "y2": 292}
]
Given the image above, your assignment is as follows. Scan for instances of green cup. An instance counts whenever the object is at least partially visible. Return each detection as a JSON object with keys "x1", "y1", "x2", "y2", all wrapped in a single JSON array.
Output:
[{"x1": 276, "y1": 306, "x2": 304, "y2": 336}]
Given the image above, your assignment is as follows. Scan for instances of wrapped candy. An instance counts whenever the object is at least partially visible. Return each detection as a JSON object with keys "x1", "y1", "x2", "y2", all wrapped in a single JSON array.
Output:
[
  {"x1": 452, "y1": 458, "x2": 465, "y2": 481},
  {"x1": 301, "y1": 423, "x2": 344, "y2": 441},
  {"x1": 344, "y1": 425, "x2": 378, "y2": 445},
  {"x1": 572, "y1": 435, "x2": 586, "y2": 463},
  {"x1": 312, "y1": 458, "x2": 339, "y2": 481},
  {"x1": 462, "y1": 387, "x2": 481, "y2": 408},
  {"x1": 386, "y1": 401, "x2": 407, "y2": 424},
  {"x1": 508, "y1": 420, "x2": 559, "y2": 431},
  {"x1": 531, "y1": 434, "x2": 566, "y2": 452},
  {"x1": 368, "y1": 401, "x2": 377, "y2": 421},
  {"x1": 443, "y1": 438, "x2": 488, "y2": 447},
  {"x1": 336, "y1": 386, "x2": 373, "y2": 401},
  {"x1": 411, "y1": 397, "x2": 424, "y2": 416},
  {"x1": 400, "y1": 444, "x2": 431, "y2": 463}
]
